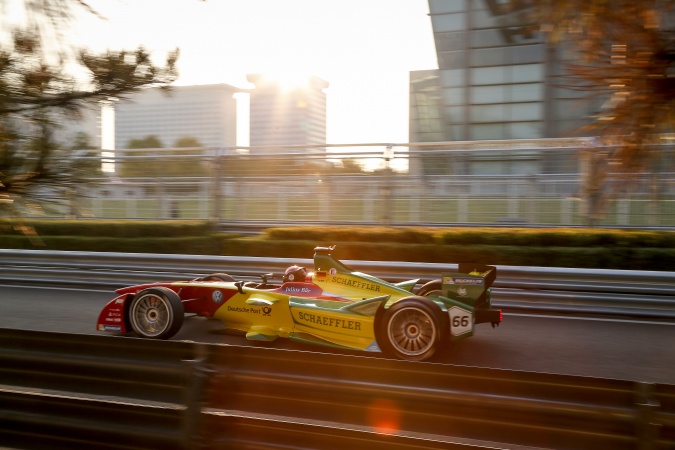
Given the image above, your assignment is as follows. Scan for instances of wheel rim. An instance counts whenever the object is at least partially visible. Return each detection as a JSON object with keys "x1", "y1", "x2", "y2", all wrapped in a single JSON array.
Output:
[
  {"x1": 387, "y1": 307, "x2": 437, "y2": 356},
  {"x1": 131, "y1": 293, "x2": 172, "y2": 337}
]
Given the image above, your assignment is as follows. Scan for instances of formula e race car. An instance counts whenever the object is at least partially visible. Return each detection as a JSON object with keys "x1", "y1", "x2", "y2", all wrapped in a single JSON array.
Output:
[{"x1": 97, "y1": 246, "x2": 502, "y2": 362}]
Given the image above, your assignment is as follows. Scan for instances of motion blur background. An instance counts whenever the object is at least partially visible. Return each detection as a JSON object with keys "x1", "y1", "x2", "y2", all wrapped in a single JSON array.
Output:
[{"x1": 1, "y1": 0, "x2": 673, "y2": 229}]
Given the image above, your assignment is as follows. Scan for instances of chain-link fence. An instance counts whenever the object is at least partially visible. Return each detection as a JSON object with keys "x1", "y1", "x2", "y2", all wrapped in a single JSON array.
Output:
[{"x1": 21, "y1": 138, "x2": 675, "y2": 228}]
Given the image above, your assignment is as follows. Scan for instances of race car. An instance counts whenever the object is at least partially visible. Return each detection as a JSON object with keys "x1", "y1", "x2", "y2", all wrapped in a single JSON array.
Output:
[{"x1": 97, "y1": 246, "x2": 502, "y2": 362}]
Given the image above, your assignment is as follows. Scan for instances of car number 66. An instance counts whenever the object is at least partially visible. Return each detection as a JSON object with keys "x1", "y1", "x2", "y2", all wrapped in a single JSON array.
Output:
[{"x1": 448, "y1": 306, "x2": 473, "y2": 336}]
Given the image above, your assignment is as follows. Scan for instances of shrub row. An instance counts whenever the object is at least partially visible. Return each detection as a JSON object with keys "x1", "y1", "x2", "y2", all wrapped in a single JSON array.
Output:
[
  {"x1": 220, "y1": 237, "x2": 675, "y2": 271},
  {"x1": 0, "y1": 235, "x2": 223, "y2": 255},
  {"x1": 0, "y1": 219, "x2": 213, "y2": 239},
  {"x1": 1, "y1": 221, "x2": 673, "y2": 270},
  {"x1": 265, "y1": 226, "x2": 675, "y2": 248}
]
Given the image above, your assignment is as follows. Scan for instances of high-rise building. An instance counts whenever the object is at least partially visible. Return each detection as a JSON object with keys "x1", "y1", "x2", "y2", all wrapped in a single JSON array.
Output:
[
  {"x1": 247, "y1": 74, "x2": 328, "y2": 150},
  {"x1": 114, "y1": 84, "x2": 239, "y2": 149},
  {"x1": 411, "y1": 0, "x2": 602, "y2": 143}
]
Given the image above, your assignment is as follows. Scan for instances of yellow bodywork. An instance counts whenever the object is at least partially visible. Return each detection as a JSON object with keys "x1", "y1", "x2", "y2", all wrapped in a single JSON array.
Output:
[{"x1": 210, "y1": 285, "x2": 384, "y2": 351}]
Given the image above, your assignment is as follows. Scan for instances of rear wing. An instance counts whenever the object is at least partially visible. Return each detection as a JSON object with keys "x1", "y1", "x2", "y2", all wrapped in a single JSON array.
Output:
[{"x1": 441, "y1": 264, "x2": 496, "y2": 305}]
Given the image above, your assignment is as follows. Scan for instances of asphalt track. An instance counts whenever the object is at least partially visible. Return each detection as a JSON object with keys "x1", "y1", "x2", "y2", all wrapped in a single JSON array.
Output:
[{"x1": 1, "y1": 285, "x2": 674, "y2": 384}]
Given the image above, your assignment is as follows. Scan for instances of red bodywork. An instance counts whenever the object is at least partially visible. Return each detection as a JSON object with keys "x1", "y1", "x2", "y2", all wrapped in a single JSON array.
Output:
[{"x1": 96, "y1": 280, "x2": 330, "y2": 333}]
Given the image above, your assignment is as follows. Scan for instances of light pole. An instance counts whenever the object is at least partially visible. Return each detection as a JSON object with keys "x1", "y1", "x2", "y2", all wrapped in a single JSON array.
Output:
[{"x1": 382, "y1": 146, "x2": 394, "y2": 226}]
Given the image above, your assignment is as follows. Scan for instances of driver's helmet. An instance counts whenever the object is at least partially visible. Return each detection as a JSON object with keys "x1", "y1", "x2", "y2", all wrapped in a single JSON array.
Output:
[{"x1": 283, "y1": 265, "x2": 308, "y2": 283}]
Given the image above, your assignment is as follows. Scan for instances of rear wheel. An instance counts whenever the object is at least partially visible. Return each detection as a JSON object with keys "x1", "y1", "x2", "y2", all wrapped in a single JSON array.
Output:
[
  {"x1": 128, "y1": 287, "x2": 184, "y2": 339},
  {"x1": 376, "y1": 296, "x2": 447, "y2": 362},
  {"x1": 416, "y1": 279, "x2": 443, "y2": 298}
]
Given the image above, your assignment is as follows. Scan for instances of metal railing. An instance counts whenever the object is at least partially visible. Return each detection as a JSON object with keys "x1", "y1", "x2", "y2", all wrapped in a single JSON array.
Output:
[
  {"x1": 10, "y1": 137, "x2": 675, "y2": 228},
  {"x1": 2, "y1": 249, "x2": 675, "y2": 321},
  {"x1": 1, "y1": 328, "x2": 674, "y2": 449}
]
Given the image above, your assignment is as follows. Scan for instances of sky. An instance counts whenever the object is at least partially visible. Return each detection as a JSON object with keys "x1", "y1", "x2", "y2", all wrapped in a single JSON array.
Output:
[{"x1": 72, "y1": 0, "x2": 438, "y2": 146}]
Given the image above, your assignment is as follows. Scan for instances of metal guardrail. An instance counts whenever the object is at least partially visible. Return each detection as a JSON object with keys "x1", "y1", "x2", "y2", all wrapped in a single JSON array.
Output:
[
  {"x1": 0, "y1": 328, "x2": 674, "y2": 449},
  {"x1": 0, "y1": 328, "x2": 203, "y2": 450},
  {"x1": 203, "y1": 343, "x2": 675, "y2": 450},
  {"x1": 2, "y1": 249, "x2": 675, "y2": 321}
]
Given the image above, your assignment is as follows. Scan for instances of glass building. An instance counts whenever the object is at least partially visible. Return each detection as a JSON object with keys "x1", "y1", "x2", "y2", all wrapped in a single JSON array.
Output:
[
  {"x1": 411, "y1": 0, "x2": 602, "y2": 143},
  {"x1": 247, "y1": 75, "x2": 329, "y2": 150}
]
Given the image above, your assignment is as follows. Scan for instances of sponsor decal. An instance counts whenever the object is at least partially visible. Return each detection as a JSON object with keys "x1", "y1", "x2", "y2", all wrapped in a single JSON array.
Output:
[
  {"x1": 457, "y1": 287, "x2": 468, "y2": 297},
  {"x1": 212, "y1": 290, "x2": 224, "y2": 304},
  {"x1": 443, "y1": 277, "x2": 484, "y2": 285},
  {"x1": 283, "y1": 284, "x2": 320, "y2": 295},
  {"x1": 105, "y1": 310, "x2": 123, "y2": 323},
  {"x1": 101, "y1": 325, "x2": 122, "y2": 332},
  {"x1": 298, "y1": 311, "x2": 362, "y2": 331},
  {"x1": 316, "y1": 272, "x2": 327, "y2": 279},
  {"x1": 262, "y1": 307, "x2": 272, "y2": 316},
  {"x1": 330, "y1": 276, "x2": 381, "y2": 292},
  {"x1": 329, "y1": 268, "x2": 337, "y2": 276},
  {"x1": 227, "y1": 305, "x2": 265, "y2": 315}
]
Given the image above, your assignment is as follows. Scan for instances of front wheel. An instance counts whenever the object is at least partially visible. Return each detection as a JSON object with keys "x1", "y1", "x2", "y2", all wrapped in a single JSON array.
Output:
[
  {"x1": 128, "y1": 287, "x2": 184, "y2": 339},
  {"x1": 375, "y1": 296, "x2": 448, "y2": 362}
]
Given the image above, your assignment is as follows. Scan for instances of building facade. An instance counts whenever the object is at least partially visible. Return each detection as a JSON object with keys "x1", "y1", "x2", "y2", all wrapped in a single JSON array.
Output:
[
  {"x1": 114, "y1": 84, "x2": 239, "y2": 149},
  {"x1": 411, "y1": 0, "x2": 601, "y2": 143},
  {"x1": 408, "y1": 0, "x2": 606, "y2": 179},
  {"x1": 247, "y1": 74, "x2": 328, "y2": 150}
]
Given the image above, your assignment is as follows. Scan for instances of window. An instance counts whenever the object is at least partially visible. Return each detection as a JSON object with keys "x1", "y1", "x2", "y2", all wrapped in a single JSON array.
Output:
[
  {"x1": 512, "y1": 44, "x2": 545, "y2": 64},
  {"x1": 431, "y1": 13, "x2": 466, "y2": 32},
  {"x1": 440, "y1": 69, "x2": 466, "y2": 87},
  {"x1": 438, "y1": 51, "x2": 465, "y2": 69},
  {"x1": 436, "y1": 32, "x2": 466, "y2": 52},
  {"x1": 511, "y1": 102, "x2": 543, "y2": 121},
  {"x1": 507, "y1": 122, "x2": 543, "y2": 139},
  {"x1": 444, "y1": 106, "x2": 465, "y2": 123},
  {"x1": 511, "y1": 83, "x2": 544, "y2": 102},
  {"x1": 429, "y1": 0, "x2": 466, "y2": 14},
  {"x1": 471, "y1": 104, "x2": 508, "y2": 122},
  {"x1": 471, "y1": 47, "x2": 510, "y2": 67},
  {"x1": 470, "y1": 85, "x2": 508, "y2": 104},
  {"x1": 511, "y1": 64, "x2": 544, "y2": 83},
  {"x1": 471, "y1": 29, "x2": 504, "y2": 48},
  {"x1": 471, "y1": 66, "x2": 508, "y2": 85},
  {"x1": 443, "y1": 87, "x2": 465, "y2": 105}
]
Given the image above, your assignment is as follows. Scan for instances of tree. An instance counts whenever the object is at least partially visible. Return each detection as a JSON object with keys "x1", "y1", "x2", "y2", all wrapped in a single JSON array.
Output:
[
  {"x1": 118, "y1": 135, "x2": 210, "y2": 178},
  {"x1": 174, "y1": 136, "x2": 203, "y2": 148},
  {"x1": 535, "y1": 0, "x2": 675, "y2": 172},
  {"x1": 71, "y1": 131, "x2": 99, "y2": 150},
  {"x1": 127, "y1": 135, "x2": 164, "y2": 149},
  {"x1": 68, "y1": 131, "x2": 103, "y2": 178},
  {"x1": 0, "y1": 1, "x2": 179, "y2": 216}
]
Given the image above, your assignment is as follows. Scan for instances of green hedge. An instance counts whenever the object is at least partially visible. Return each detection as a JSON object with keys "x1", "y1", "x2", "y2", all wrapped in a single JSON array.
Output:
[
  {"x1": 0, "y1": 235, "x2": 223, "y2": 255},
  {"x1": 0, "y1": 219, "x2": 213, "y2": 238},
  {"x1": 219, "y1": 237, "x2": 675, "y2": 270},
  {"x1": 264, "y1": 226, "x2": 675, "y2": 248},
  {"x1": 1, "y1": 221, "x2": 674, "y2": 270}
]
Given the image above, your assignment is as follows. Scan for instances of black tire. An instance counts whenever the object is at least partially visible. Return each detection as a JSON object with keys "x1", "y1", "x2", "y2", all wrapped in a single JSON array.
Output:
[
  {"x1": 128, "y1": 287, "x2": 184, "y2": 339},
  {"x1": 200, "y1": 273, "x2": 236, "y2": 282},
  {"x1": 416, "y1": 279, "x2": 443, "y2": 298},
  {"x1": 375, "y1": 296, "x2": 448, "y2": 362}
]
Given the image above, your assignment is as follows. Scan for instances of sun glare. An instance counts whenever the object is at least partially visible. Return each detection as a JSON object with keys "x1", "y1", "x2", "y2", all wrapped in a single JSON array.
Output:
[{"x1": 268, "y1": 72, "x2": 313, "y2": 91}]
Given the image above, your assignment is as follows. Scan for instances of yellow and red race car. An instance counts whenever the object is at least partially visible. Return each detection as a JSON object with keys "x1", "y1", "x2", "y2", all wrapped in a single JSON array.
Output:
[{"x1": 97, "y1": 246, "x2": 501, "y2": 361}]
